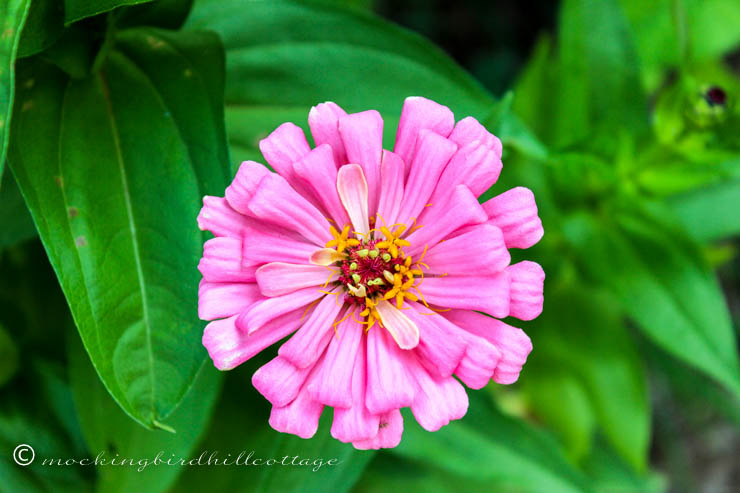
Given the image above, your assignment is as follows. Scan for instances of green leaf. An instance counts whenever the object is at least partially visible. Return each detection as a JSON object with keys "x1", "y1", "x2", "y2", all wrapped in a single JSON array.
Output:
[
  {"x1": 0, "y1": 324, "x2": 18, "y2": 388},
  {"x1": 170, "y1": 371, "x2": 374, "y2": 493},
  {"x1": 68, "y1": 334, "x2": 223, "y2": 493},
  {"x1": 186, "y1": 0, "x2": 496, "y2": 160},
  {"x1": 64, "y1": 0, "x2": 154, "y2": 24},
  {"x1": 0, "y1": 170, "x2": 37, "y2": 248},
  {"x1": 555, "y1": 0, "x2": 647, "y2": 147},
  {"x1": 582, "y1": 438, "x2": 666, "y2": 493},
  {"x1": 8, "y1": 27, "x2": 230, "y2": 428},
  {"x1": 391, "y1": 395, "x2": 595, "y2": 493},
  {"x1": 528, "y1": 285, "x2": 650, "y2": 471},
  {"x1": 667, "y1": 178, "x2": 740, "y2": 242},
  {"x1": 562, "y1": 203, "x2": 740, "y2": 396},
  {"x1": 17, "y1": 0, "x2": 65, "y2": 58},
  {"x1": 0, "y1": 0, "x2": 31, "y2": 184},
  {"x1": 115, "y1": 0, "x2": 194, "y2": 30}
]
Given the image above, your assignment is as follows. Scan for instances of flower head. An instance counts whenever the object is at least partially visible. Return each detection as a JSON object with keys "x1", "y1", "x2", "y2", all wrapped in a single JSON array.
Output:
[{"x1": 198, "y1": 96, "x2": 544, "y2": 448}]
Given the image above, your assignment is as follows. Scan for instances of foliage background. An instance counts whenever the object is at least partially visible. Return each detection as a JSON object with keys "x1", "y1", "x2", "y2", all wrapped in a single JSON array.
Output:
[{"x1": 1, "y1": 0, "x2": 739, "y2": 492}]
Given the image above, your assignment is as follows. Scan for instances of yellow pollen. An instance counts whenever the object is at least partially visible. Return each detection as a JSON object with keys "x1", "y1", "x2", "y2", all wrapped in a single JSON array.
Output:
[{"x1": 325, "y1": 224, "x2": 360, "y2": 253}]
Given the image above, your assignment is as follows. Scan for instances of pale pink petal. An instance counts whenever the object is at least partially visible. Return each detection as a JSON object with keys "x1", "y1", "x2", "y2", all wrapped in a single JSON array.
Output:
[
  {"x1": 482, "y1": 187, "x2": 544, "y2": 249},
  {"x1": 237, "y1": 287, "x2": 325, "y2": 334},
  {"x1": 224, "y1": 161, "x2": 271, "y2": 215},
  {"x1": 507, "y1": 261, "x2": 545, "y2": 321},
  {"x1": 443, "y1": 310, "x2": 533, "y2": 384},
  {"x1": 395, "y1": 130, "x2": 458, "y2": 226},
  {"x1": 246, "y1": 173, "x2": 330, "y2": 246},
  {"x1": 449, "y1": 116, "x2": 502, "y2": 158},
  {"x1": 309, "y1": 248, "x2": 344, "y2": 266},
  {"x1": 406, "y1": 185, "x2": 487, "y2": 257},
  {"x1": 198, "y1": 280, "x2": 261, "y2": 320},
  {"x1": 430, "y1": 140, "x2": 501, "y2": 203},
  {"x1": 202, "y1": 309, "x2": 304, "y2": 370},
  {"x1": 258, "y1": 122, "x2": 311, "y2": 181},
  {"x1": 336, "y1": 164, "x2": 370, "y2": 236},
  {"x1": 394, "y1": 96, "x2": 455, "y2": 171},
  {"x1": 375, "y1": 150, "x2": 405, "y2": 228},
  {"x1": 307, "y1": 314, "x2": 363, "y2": 408},
  {"x1": 278, "y1": 289, "x2": 344, "y2": 368},
  {"x1": 253, "y1": 356, "x2": 313, "y2": 407},
  {"x1": 352, "y1": 409, "x2": 403, "y2": 450},
  {"x1": 309, "y1": 102, "x2": 348, "y2": 165},
  {"x1": 407, "y1": 355, "x2": 469, "y2": 431},
  {"x1": 419, "y1": 271, "x2": 510, "y2": 318},
  {"x1": 242, "y1": 226, "x2": 317, "y2": 265},
  {"x1": 294, "y1": 144, "x2": 351, "y2": 226},
  {"x1": 365, "y1": 326, "x2": 416, "y2": 414},
  {"x1": 406, "y1": 304, "x2": 467, "y2": 378},
  {"x1": 375, "y1": 300, "x2": 420, "y2": 350},
  {"x1": 269, "y1": 368, "x2": 324, "y2": 439},
  {"x1": 331, "y1": 337, "x2": 380, "y2": 442},
  {"x1": 339, "y1": 110, "x2": 383, "y2": 215},
  {"x1": 256, "y1": 262, "x2": 336, "y2": 297},
  {"x1": 423, "y1": 224, "x2": 510, "y2": 276},
  {"x1": 198, "y1": 237, "x2": 257, "y2": 282},
  {"x1": 198, "y1": 196, "x2": 253, "y2": 237}
]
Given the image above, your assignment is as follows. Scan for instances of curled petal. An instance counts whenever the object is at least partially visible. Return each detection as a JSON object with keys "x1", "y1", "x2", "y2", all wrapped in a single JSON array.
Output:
[
  {"x1": 449, "y1": 116, "x2": 502, "y2": 158},
  {"x1": 309, "y1": 101, "x2": 348, "y2": 165},
  {"x1": 294, "y1": 144, "x2": 351, "y2": 226},
  {"x1": 420, "y1": 271, "x2": 510, "y2": 319},
  {"x1": 339, "y1": 110, "x2": 383, "y2": 215},
  {"x1": 256, "y1": 262, "x2": 337, "y2": 297},
  {"x1": 375, "y1": 300, "x2": 420, "y2": 350},
  {"x1": 198, "y1": 196, "x2": 253, "y2": 237},
  {"x1": 353, "y1": 409, "x2": 404, "y2": 450},
  {"x1": 224, "y1": 161, "x2": 271, "y2": 215},
  {"x1": 309, "y1": 248, "x2": 344, "y2": 266},
  {"x1": 253, "y1": 356, "x2": 313, "y2": 407},
  {"x1": 423, "y1": 224, "x2": 510, "y2": 276},
  {"x1": 258, "y1": 122, "x2": 311, "y2": 182},
  {"x1": 198, "y1": 280, "x2": 261, "y2": 321},
  {"x1": 198, "y1": 237, "x2": 256, "y2": 282},
  {"x1": 394, "y1": 96, "x2": 455, "y2": 170},
  {"x1": 336, "y1": 164, "x2": 370, "y2": 236},
  {"x1": 407, "y1": 355, "x2": 468, "y2": 431},
  {"x1": 507, "y1": 261, "x2": 545, "y2": 321},
  {"x1": 482, "y1": 187, "x2": 544, "y2": 249},
  {"x1": 237, "y1": 287, "x2": 325, "y2": 334}
]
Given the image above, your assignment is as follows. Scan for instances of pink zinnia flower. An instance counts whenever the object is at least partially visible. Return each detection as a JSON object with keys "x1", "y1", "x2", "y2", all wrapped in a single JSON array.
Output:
[{"x1": 198, "y1": 97, "x2": 544, "y2": 449}]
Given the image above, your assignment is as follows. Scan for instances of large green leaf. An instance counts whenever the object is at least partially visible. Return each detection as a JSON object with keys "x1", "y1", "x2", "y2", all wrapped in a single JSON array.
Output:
[
  {"x1": 390, "y1": 396, "x2": 595, "y2": 493},
  {"x1": 554, "y1": 0, "x2": 647, "y2": 148},
  {"x1": 17, "y1": 0, "x2": 65, "y2": 58},
  {"x1": 64, "y1": 0, "x2": 153, "y2": 24},
  {"x1": 667, "y1": 178, "x2": 740, "y2": 242},
  {"x1": 0, "y1": 0, "x2": 31, "y2": 184},
  {"x1": 186, "y1": 0, "x2": 496, "y2": 165},
  {"x1": 527, "y1": 285, "x2": 650, "y2": 471},
  {"x1": 562, "y1": 203, "x2": 740, "y2": 396},
  {"x1": 0, "y1": 170, "x2": 37, "y2": 247},
  {"x1": 8, "y1": 27, "x2": 230, "y2": 428},
  {"x1": 68, "y1": 335, "x2": 223, "y2": 493}
]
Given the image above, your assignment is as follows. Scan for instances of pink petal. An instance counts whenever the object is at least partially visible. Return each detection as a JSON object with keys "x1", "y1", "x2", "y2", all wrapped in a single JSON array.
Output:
[
  {"x1": 242, "y1": 226, "x2": 317, "y2": 265},
  {"x1": 331, "y1": 337, "x2": 380, "y2": 442},
  {"x1": 454, "y1": 332, "x2": 501, "y2": 390},
  {"x1": 423, "y1": 224, "x2": 510, "y2": 276},
  {"x1": 202, "y1": 309, "x2": 303, "y2": 370},
  {"x1": 365, "y1": 326, "x2": 416, "y2": 414},
  {"x1": 237, "y1": 287, "x2": 325, "y2": 334},
  {"x1": 198, "y1": 237, "x2": 257, "y2": 282},
  {"x1": 336, "y1": 164, "x2": 370, "y2": 236},
  {"x1": 482, "y1": 187, "x2": 544, "y2": 249},
  {"x1": 256, "y1": 262, "x2": 336, "y2": 297},
  {"x1": 253, "y1": 356, "x2": 313, "y2": 407},
  {"x1": 507, "y1": 261, "x2": 545, "y2": 321},
  {"x1": 339, "y1": 110, "x2": 383, "y2": 215},
  {"x1": 449, "y1": 116, "x2": 502, "y2": 159},
  {"x1": 224, "y1": 161, "x2": 271, "y2": 215},
  {"x1": 443, "y1": 310, "x2": 533, "y2": 384},
  {"x1": 246, "y1": 173, "x2": 330, "y2": 246},
  {"x1": 375, "y1": 300, "x2": 420, "y2": 350},
  {"x1": 419, "y1": 271, "x2": 510, "y2": 318},
  {"x1": 406, "y1": 304, "x2": 467, "y2": 378},
  {"x1": 308, "y1": 102, "x2": 348, "y2": 165},
  {"x1": 198, "y1": 280, "x2": 261, "y2": 321},
  {"x1": 307, "y1": 313, "x2": 363, "y2": 408},
  {"x1": 375, "y1": 150, "x2": 405, "y2": 228},
  {"x1": 407, "y1": 355, "x2": 469, "y2": 431},
  {"x1": 406, "y1": 185, "x2": 487, "y2": 257},
  {"x1": 396, "y1": 130, "x2": 458, "y2": 226},
  {"x1": 352, "y1": 409, "x2": 404, "y2": 450},
  {"x1": 198, "y1": 196, "x2": 253, "y2": 238},
  {"x1": 269, "y1": 371, "x2": 324, "y2": 439},
  {"x1": 258, "y1": 122, "x2": 311, "y2": 182},
  {"x1": 430, "y1": 140, "x2": 501, "y2": 203},
  {"x1": 293, "y1": 144, "x2": 351, "y2": 227},
  {"x1": 394, "y1": 96, "x2": 455, "y2": 171},
  {"x1": 278, "y1": 289, "x2": 344, "y2": 368}
]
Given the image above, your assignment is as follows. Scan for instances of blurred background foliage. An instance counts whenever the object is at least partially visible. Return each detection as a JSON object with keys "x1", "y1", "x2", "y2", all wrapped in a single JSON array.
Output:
[{"x1": 0, "y1": 0, "x2": 739, "y2": 492}]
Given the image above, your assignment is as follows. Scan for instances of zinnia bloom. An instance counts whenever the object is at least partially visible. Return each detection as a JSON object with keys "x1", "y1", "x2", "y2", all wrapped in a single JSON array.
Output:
[{"x1": 198, "y1": 96, "x2": 544, "y2": 449}]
